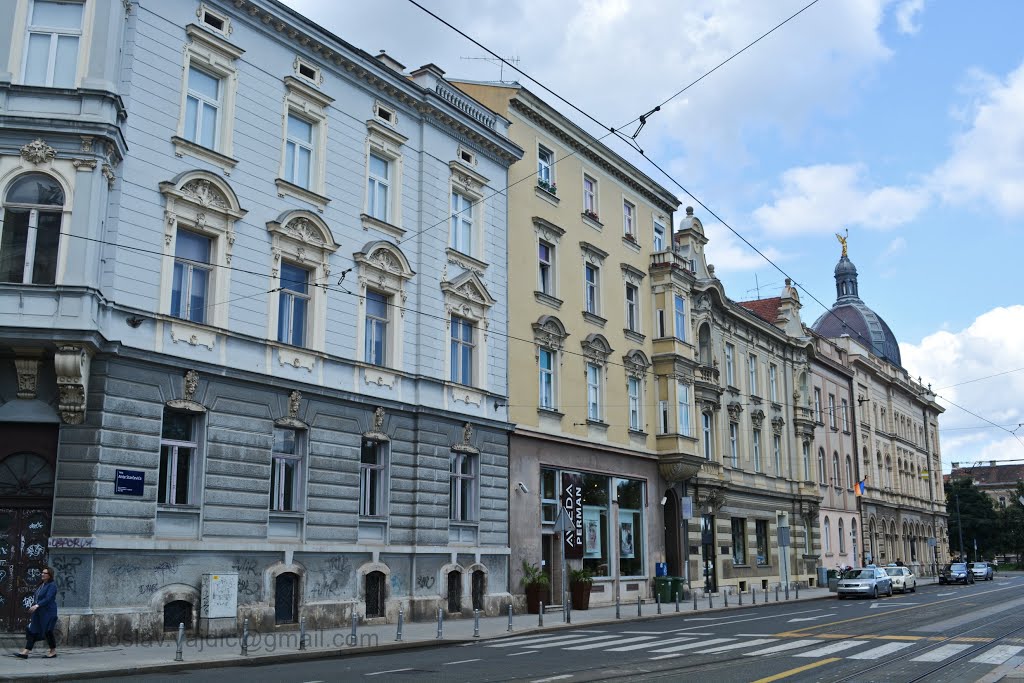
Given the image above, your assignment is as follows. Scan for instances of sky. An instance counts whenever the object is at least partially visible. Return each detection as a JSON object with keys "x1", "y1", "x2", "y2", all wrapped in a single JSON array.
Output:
[{"x1": 280, "y1": 0, "x2": 1024, "y2": 471}]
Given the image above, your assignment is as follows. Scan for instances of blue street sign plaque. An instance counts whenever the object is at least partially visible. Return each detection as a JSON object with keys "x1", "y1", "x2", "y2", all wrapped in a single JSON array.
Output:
[{"x1": 115, "y1": 469, "x2": 145, "y2": 496}]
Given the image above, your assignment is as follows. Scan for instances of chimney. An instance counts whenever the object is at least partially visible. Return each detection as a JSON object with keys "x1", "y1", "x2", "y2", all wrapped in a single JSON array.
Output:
[{"x1": 374, "y1": 50, "x2": 406, "y2": 74}]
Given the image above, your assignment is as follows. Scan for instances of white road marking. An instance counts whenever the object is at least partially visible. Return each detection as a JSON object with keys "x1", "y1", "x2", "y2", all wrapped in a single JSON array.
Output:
[
  {"x1": 847, "y1": 642, "x2": 915, "y2": 659},
  {"x1": 793, "y1": 640, "x2": 869, "y2": 657},
  {"x1": 937, "y1": 592, "x2": 957, "y2": 596},
  {"x1": 970, "y1": 645, "x2": 1024, "y2": 664},
  {"x1": 528, "y1": 634, "x2": 625, "y2": 649},
  {"x1": 698, "y1": 638, "x2": 776, "y2": 654},
  {"x1": 910, "y1": 643, "x2": 973, "y2": 662},
  {"x1": 650, "y1": 637, "x2": 734, "y2": 653},
  {"x1": 444, "y1": 659, "x2": 481, "y2": 665},
  {"x1": 566, "y1": 636, "x2": 657, "y2": 650},
  {"x1": 737, "y1": 633, "x2": 773, "y2": 637},
  {"x1": 649, "y1": 653, "x2": 681, "y2": 660},
  {"x1": 608, "y1": 636, "x2": 696, "y2": 652},
  {"x1": 623, "y1": 630, "x2": 665, "y2": 634},
  {"x1": 487, "y1": 633, "x2": 601, "y2": 648},
  {"x1": 869, "y1": 601, "x2": 915, "y2": 609},
  {"x1": 531, "y1": 676, "x2": 573, "y2": 683},
  {"x1": 366, "y1": 669, "x2": 413, "y2": 677},
  {"x1": 744, "y1": 640, "x2": 823, "y2": 656},
  {"x1": 508, "y1": 650, "x2": 539, "y2": 656},
  {"x1": 788, "y1": 616, "x2": 828, "y2": 622}
]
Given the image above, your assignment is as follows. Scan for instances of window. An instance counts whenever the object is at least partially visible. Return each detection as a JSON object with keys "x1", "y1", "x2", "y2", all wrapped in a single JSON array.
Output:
[
  {"x1": 270, "y1": 428, "x2": 302, "y2": 511},
  {"x1": 824, "y1": 517, "x2": 832, "y2": 553},
  {"x1": 538, "y1": 241, "x2": 554, "y2": 294},
  {"x1": 617, "y1": 478, "x2": 645, "y2": 576},
  {"x1": 756, "y1": 520, "x2": 769, "y2": 565},
  {"x1": 769, "y1": 364, "x2": 778, "y2": 402},
  {"x1": 814, "y1": 388, "x2": 822, "y2": 422},
  {"x1": 653, "y1": 220, "x2": 666, "y2": 251},
  {"x1": 627, "y1": 376, "x2": 641, "y2": 430},
  {"x1": 537, "y1": 145, "x2": 554, "y2": 187},
  {"x1": 838, "y1": 518, "x2": 846, "y2": 553},
  {"x1": 276, "y1": 262, "x2": 310, "y2": 346},
  {"x1": 828, "y1": 394, "x2": 837, "y2": 428},
  {"x1": 731, "y1": 518, "x2": 746, "y2": 565},
  {"x1": 803, "y1": 442, "x2": 810, "y2": 480},
  {"x1": 677, "y1": 381, "x2": 691, "y2": 436},
  {"x1": 449, "y1": 452, "x2": 477, "y2": 521},
  {"x1": 185, "y1": 66, "x2": 222, "y2": 150},
  {"x1": 1, "y1": 173, "x2": 64, "y2": 285},
  {"x1": 833, "y1": 452, "x2": 841, "y2": 488},
  {"x1": 360, "y1": 439, "x2": 387, "y2": 517},
  {"x1": 623, "y1": 200, "x2": 635, "y2": 237},
  {"x1": 23, "y1": 0, "x2": 83, "y2": 88},
  {"x1": 846, "y1": 455, "x2": 853, "y2": 489},
  {"x1": 748, "y1": 354, "x2": 759, "y2": 395},
  {"x1": 702, "y1": 412, "x2": 713, "y2": 460},
  {"x1": 159, "y1": 410, "x2": 199, "y2": 506},
  {"x1": 170, "y1": 229, "x2": 212, "y2": 324},
  {"x1": 658, "y1": 400, "x2": 669, "y2": 434},
  {"x1": 541, "y1": 468, "x2": 558, "y2": 523},
  {"x1": 773, "y1": 434, "x2": 782, "y2": 475},
  {"x1": 841, "y1": 399, "x2": 849, "y2": 431},
  {"x1": 729, "y1": 422, "x2": 738, "y2": 467},
  {"x1": 198, "y1": 3, "x2": 230, "y2": 34},
  {"x1": 450, "y1": 315, "x2": 475, "y2": 385},
  {"x1": 584, "y1": 263, "x2": 600, "y2": 314},
  {"x1": 296, "y1": 59, "x2": 318, "y2": 83},
  {"x1": 366, "y1": 153, "x2": 391, "y2": 221},
  {"x1": 450, "y1": 192, "x2": 473, "y2": 254},
  {"x1": 583, "y1": 175, "x2": 597, "y2": 217},
  {"x1": 752, "y1": 429, "x2": 762, "y2": 472},
  {"x1": 364, "y1": 290, "x2": 389, "y2": 365},
  {"x1": 674, "y1": 295, "x2": 686, "y2": 341},
  {"x1": 586, "y1": 363, "x2": 602, "y2": 421},
  {"x1": 539, "y1": 348, "x2": 555, "y2": 410},
  {"x1": 625, "y1": 284, "x2": 639, "y2": 331},
  {"x1": 725, "y1": 344, "x2": 735, "y2": 385},
  {"x1": 818, "y1": 448, "x2": 826, "y2": 484}
]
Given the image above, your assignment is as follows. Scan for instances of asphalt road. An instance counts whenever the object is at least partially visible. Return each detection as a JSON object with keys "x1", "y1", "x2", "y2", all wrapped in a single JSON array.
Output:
[{"x1": 92, "y1": 575, "x2": 1024, "y2": 683}]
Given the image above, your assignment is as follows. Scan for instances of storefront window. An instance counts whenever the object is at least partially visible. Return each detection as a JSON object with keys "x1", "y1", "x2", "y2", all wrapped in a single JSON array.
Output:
[
  {"x1": 582, "y1": 473, "x2": 610, "y2": 577},
  {"x1": 541, "y1": 468, "x2": 557, "y2": 524},
  {"x1": 617, "y1": 478, "x2": 645, "y2": 576}
]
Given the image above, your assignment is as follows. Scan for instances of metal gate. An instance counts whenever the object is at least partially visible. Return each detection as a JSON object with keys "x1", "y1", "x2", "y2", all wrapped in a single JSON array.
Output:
[
  {"x1": 471, "y1": 570, "x2": 484, "y2": 611},
  {"x1": 274, "y1": 572, "x2": 298, "y2": 624},
  {"x1": 163, "y1": 600, "x2": 193, "y2": 631},
  {"x1": 365, "y1": 571, "x2": 385, "y2": 618},
  {"x1": 447, "y1": 570, "x2": 461, "y2": 613}
]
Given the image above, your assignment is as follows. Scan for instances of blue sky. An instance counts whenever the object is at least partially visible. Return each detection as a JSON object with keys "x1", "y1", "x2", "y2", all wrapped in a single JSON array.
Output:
[{"x1": 282, "y1": 0, "x2": 1024, "y2": 469}]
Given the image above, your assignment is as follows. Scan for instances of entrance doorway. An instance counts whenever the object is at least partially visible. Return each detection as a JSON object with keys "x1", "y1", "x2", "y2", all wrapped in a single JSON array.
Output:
[
  {"x1": 701, "y1": 514, "x2": 717, "y2": 593},
  {"x1": 0, "y1": 425, "x2": 57, "y2": 632},
  {"x1": 663, "y1": 491, "x2": 680, "y2": 576}
]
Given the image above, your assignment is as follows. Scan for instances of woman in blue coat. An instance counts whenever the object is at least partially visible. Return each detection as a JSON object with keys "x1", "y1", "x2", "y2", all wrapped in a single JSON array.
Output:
[{"x1": 15, "y1": 566, "x2": 58, "y2": 659}]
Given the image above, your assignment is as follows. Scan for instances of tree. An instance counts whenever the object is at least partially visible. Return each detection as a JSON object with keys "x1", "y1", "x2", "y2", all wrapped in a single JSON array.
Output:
[
  {"x1": 945, "y1": 477, "x2": 999, "y2": 561},
  {"x1": 997, "y1": 481, "x2": 1024, "y2": 563}
]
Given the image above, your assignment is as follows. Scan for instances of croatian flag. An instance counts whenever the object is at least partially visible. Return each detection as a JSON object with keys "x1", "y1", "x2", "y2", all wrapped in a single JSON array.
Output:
[{"x1": 855, "y1": 479, "x2": 867, "y2": 497}]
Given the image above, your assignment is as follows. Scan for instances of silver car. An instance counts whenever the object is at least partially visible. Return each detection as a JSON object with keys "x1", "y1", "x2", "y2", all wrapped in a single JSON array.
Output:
[
  {"x1": 837, "y1": 567, "x2": 893, "y2": 599},
  {"x1": 885, "y1": 566, "x2": 917, "y2": 593},
  {"x1": 969, "y1": 561, "x2": 994, "y2": 581}
]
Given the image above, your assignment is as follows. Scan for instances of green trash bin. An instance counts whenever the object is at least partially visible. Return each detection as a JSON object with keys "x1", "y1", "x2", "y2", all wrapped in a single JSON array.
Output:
[
  {"x1": 669, "y1": 576, "x2": 684, "y2": 602},
  {"x1": 654, "y1": 576, "x2": 673, "y2": 603}
]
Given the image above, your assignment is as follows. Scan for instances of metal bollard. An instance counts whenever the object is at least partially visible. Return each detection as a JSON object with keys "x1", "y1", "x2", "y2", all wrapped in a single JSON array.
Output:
[
  {"x1": 396, "y1": 608, "x2": 404, "y2": 642},
  {"x1": 776, "y1": 586, "x2": 779, "y2": 602},
  {"x1": 241, "y1": 617, "x2": 249, "y2": 656},
  {"x1": 752, "y1": 587, "x2": 756, "y2": 605},
  {"x1": 474, "y1": 609, "x2": 480, "y2": 637},
  {"x1": 764, "y1": 586, "x2": 768, "y2": 604},
  {"x1": 785, "y1": 583, "x2": 790, "y2": 600},
  {"x1": 507, "y1": 604, "x2": 513, "y2": 632},
  {"x1": 708, "y1": 593, "x2": 713, "y2": 609},
  {"x1": 539, "y1": 602, "x2": 544, "y2": 628},
  {"x1": 300, "y1": 616, "x2": 307, "y2": 650},
  {"x1": 567, "y1": 600, "x2": 571, "y2": 625},
  {"x1": 693, "y1": 592, "x2": 698, "y2": 611},
  {"x1": 436, "y1": 607, "x2": 444, "y2": 639},
  {"x1": 616, "y1": 596, "x2": 621, "y2": 620},
  {"x1": 724, "y1": 589, "x2": 729, "y2": 607},
  {"x1": 351, "y1": 611, "x2": 358, "y2": 640},
  {"x1": 796, "y1": 583, "x2": 800, "y2": 599},
  {"x1": 675, "y1": 591, "x2": 680, "y2": 613},
  {"x1": 174, "y1": 622, "x2": 185, "y2": 661},
  {"x1": 657, "y1": 593, "x2": 662, "y2": 614},
  {"x1": 637, "y1": 595, "x2": 642, "y2": 617},
  {"x1": 739, "y1": 589, "x2": 743, "y2": 606}
]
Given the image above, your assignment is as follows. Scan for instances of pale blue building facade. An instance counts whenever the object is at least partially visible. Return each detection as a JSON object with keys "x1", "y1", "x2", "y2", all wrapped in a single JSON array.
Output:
[{"x1": 0, "y1": 0, "x2": 521, "y2": 639}]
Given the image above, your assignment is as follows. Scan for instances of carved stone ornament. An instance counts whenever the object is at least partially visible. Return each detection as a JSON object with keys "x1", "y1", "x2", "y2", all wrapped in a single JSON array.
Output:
[
  {"x1": 102, "y1": 164, "x2": 116, "y2": 189},
  {"x1": 658, "y1": 459, "x2": 702, "y2": 483},
  {"x1": 54, "y1": 345, "x2": 91, "y2": 424},
  {"x1": 184, "y1": 370, "x2": 199, "y2": 401},
  {"x1": 167, "y1": 369, "x2": 206, "y2": 413},
  {"x1": 698, "y1": 488, "x2": 726, "y2": 513},
  {"x1": 20, "y1": 139, "x2": 57, "y2": 165},
  {"x1": 750, "y1": 409, "x2": 765, "y2": 428},
  {"x1": 181, "y1": 179, "x2": 229, "y2": 209},
  {"x1": 14, "y1": 358, "x2": 41, "y2": 399},
  {"x1": 452, "y1": 422, "x2": 478, "y2": 454},
  {"x1": 726, "y1": 401, "x2": 744, "y2": 421},
  {"x1": 288, "y1": 390, "x2": 301, "y2": 418},
  {"x1": 363, "y1": 406, "x2": 390, "y2": 442},
  {"x1": 771, "y1": 416, "x2": 786, "y2": 434}
]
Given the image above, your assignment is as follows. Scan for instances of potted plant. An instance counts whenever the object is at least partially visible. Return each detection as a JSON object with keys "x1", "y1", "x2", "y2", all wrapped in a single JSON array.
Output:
[
  {"x1": 521, "y1": 560, "x2": 550, "y2": 614},
  {"x1": 569, "y1": 567, "x2": 593, "y2": 610},
  {"x1": 537, "y1": 179, "x2": 557, "y2": 196}
]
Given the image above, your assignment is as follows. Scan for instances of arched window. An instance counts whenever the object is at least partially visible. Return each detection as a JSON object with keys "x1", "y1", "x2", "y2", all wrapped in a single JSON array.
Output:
[
  {"x1": 698, "y1": 323, "x2": 712, "y2": 365},
  {"x1": 274, "y1": 572, "x2": 300, "y2": 624},
  {"x1": 818, "y1": 448, "x2": 826, "y2": 484},
  {"x1": 846, "y1": 455, "x2": 853, "y2": 490},
  {"x1": 823, "y1": 517, "x2": 831, "y2": 553},
  {"x1": 839, "y1": 518, "x2": 846, "y2": 553},
  {"x1": 1, "y1": 173, "x2": 65, "y2": 284},
  {"x1": 832, "y1": 452, "x2": 841, "y2": 488}
]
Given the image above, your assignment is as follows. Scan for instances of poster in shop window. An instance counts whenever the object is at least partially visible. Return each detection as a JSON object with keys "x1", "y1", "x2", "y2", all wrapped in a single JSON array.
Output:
[
  {"x1": 583, "y1": 506, "x2": 602, "y2": 558},
  {"x1": 560, "y1": 471, "x2": 584, "y2": 560},
  {"x1": 619, "y1": 520, "x2": 635, "y2": 559}
]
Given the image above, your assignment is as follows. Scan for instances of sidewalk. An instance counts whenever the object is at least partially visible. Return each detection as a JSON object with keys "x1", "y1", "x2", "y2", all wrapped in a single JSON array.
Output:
[{"x1": 2, "y1": 585, "x2": 835, "y2": 682}]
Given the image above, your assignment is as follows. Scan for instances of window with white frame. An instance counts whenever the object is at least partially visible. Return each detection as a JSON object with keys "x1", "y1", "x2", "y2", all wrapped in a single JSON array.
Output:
[
  {"x1": 450, "y1": 315, "x2": 475, "y2": 385},
  {"x1": 769, "y1": 364, "x2": 778, "y2": 402},
  {"x1": 22, "y1": 0, "x2": 84, "y2": 88},
  {"x1": 659, "y1": 400, "x2": 669, "y2": 434},
  {"x1": 838, "y1": 518, "x2": 846, "y2": 553},
  {"x1": 623, "y1": 199, "x2": 635, "y2": 237},
  {"x1": 360, "y1": 438, "x2": 388, "y2": 517},
  {"x1": 814, "y1": 388, "x2": 822, "y2": 422},
  {"x1": 584, "y1": 263, "x2": 600, "y2": 314},
  {"x1": 277, "y1": 261, "x2": 310, "y2": 346},
  {"x1": 586, "y1": 363, "x2": 602, "y2": 421},
  {"x1": 184, "y1": 65, "x2": 222, "y2": 150},
  {"x1": 538, "y1": 240, "x2": 554, "y2": 295},
  {"x1": 270, "y1": 427, "x2": 303, "y2": 511},
  {"x1": 702, "y1": 412, "x2": 713, "y2": 460},
  {"x1": 748, "y1": 354, "x2": 759, "y2": 395},
  {"x1": 277, "y1": 77, "x2": 332, "y2": 204},
  {"x1": 364, "y1": 290, "x2": 389, "y2": 366},
  {"x1": 159, "y1": 409, "x2": 200, "y2": 506},
  {"x1": 846, "y1": 455, "x2": 853, "y2": 489},
  {"x1": 625, "y1": 283, "x2": 639, "y2": 332},
  {"x1": 828, "y1": 393, "x2": 836, "y2": 428},
  {"x1": 449, "y1": 451, "x2": 477, "y2": 521},
  {"x1": 1, "y1": 173, "x2": 65, "y2": 285},
  {"x1": 729, "y1": 421, "x2": 738, "y2": 467},
  {"x1": 284, "y1": 113, "x2": 314, "y2": 189},
  {"x1": 653, "y1": 219, "x2": 666, "y2": 251},
  {"x1": 818, "y1": 448, "x2": 826, "y2": 484},
  {"x1": 628, "y1": 376, "x2": 641, "y2": 430},
  {"x1": 441, "y1": 271, "x2": 495, "y2": 389},
  {"x1": 539, "y1": 348, "x2": 555, "y2": 410},
  {"x1": 677, "y1": 380, "x2": 691, "y2": 436},
  {"x1": 841, "y1": 398, "x2": 849, "y2": 431},
  {"x1": 450, "y1": 191, "x2": 473, "y2": 254},
  {"x1": 170, "y1": 229, "x2": 212, "y2": 324},
  {"x1": 674, "y1": 295, "x2": 686, "y2": 340},
  {"x1": 537, "y1": 145, "x2": 554, "y2": 189},
  {"x1": 725, "y1": 343, "x2": 735, "y2": 385},
  {"x1": 366, "y1": 153, "x2": 391, "y2": 221},
  {"x1": 753, "y1": 428, "x2": 762, "y2": 472},
  {"x1": 823, "y1": 517, "x2": 832, "y2": 553},
  {"x1": 583, "y1": 174, "x2": 597, "y2": 217},
  {"x1": 833, "y1": 452, "x2": 841, "y2": 487},
  {"x1": 773, "y1": 434, "x2": 782, "y2": 474},
  {"x1": 803, "y1": 442, "x2": 810, "y2": 480},
  {"x1": 362, "y1": 120, "x2": 407, "y2": 235}
]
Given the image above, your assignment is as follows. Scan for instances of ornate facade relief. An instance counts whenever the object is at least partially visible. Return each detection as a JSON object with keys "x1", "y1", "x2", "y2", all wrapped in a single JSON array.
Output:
[
  {"x1": 531, "y1": 315, "x2": 569, "y2": 353},
  {"x1": 451, "y1": 422, "x2": 478, "y2": 454},
  {"x1": 13, "y1": 356, "x2": 41, "y2": 399},
  {"x1": 167, "y1": 369, "x2": 207, "y2": 413},
  {"x1": 20, "y1": 139, "x2": 57, "y2": 165},
  {"x1": 54, "y1": 346, "x2": 92, "y2": 424}
]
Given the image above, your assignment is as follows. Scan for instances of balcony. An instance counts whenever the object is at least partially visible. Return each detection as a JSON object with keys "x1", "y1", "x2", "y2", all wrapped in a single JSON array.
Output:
[{"x1": 694, "y1": 363, "x2": 723, "y2": 407}]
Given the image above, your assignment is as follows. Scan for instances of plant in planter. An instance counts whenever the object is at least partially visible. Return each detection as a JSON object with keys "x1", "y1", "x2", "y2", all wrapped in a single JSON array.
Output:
[
  {"x1": 583, "y1": 209, "x2": 600, "y2": 222},
  {"x1": 537, "y1": 179, "x2": 557, "y2": 196},
  {"x1": 569, "y1": 567, "x2": 594, "y2": 610},
  {"x1": 521, "y1": 560, "x2": 550, "y2": 614}
]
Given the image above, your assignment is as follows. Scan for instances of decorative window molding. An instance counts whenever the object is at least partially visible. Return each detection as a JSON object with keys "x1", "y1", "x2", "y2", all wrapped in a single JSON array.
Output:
[
  {"x1": 448, "y1": 160, "x2": 488, "y2": 262},
  {"x1": 623, "y1": 349, "x2": 650, "y2": 380},
  {"x1": 266, "y1": 210, "x2": 338, "y2": 352},
  {"x1": 276, "y1": 76, "x2": 333, "y2": 208},
  {"x1": 361, "y1": 119, "x2": 407, "y2": 236},
  {"x1": 441, "y1": 271, "x2": 495, "y2": 389},
  {"x1": 354, "y1": 241, "x2": 415, "y2": 371},
  {"x1": 197, "y1": 3, "x2": 232, "y2": 36},
  {"x1": 159, "y1": 171, "x2": 246, "y2": 330},
  {"x1": 457, "y1": 146, "x2": 476, "y2": 167},
  {"x1": 532, "y1": 315, "x2": 569, "y2": 352},
  {"x1": 293, "y1": 56, "x2": 321, "y2": 85},
  {"x1": 581, "y1": 333, "x2": 613, "y2": 366},
  {"x1": 55, "y1": 344, "x2": 92, "y2": 424},
  {"x1": 172, "y1": 25, "x2": 244, "y2": 171},
  {"x1": 373, "y1": 101, "x2": 398, "y2": 127}
]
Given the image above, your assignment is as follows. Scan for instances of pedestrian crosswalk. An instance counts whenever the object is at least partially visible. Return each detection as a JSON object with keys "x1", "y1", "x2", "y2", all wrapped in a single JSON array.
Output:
[{"x1": 485, "y1": 630, "x2": 1024, "y2": 667}]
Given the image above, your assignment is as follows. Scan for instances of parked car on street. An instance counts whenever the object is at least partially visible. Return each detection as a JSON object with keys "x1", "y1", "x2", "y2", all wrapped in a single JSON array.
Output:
[
  {"x1": 837, "y1": 567, "x2": 893, "y2": 599},
  {"x1": 884, "y1": 566, "x2": 917, "y2": 593},
  {"x1": 939, "y1": 562, "x2": 975, "y2": 585},
  {"x1": 969, "y1": 561, "x2": 994, "y2": 581}
]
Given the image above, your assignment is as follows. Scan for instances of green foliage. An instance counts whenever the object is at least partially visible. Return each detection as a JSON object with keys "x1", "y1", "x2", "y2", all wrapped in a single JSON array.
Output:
[
  {"x1": 521, "y1": 560, "x2": 550, "y2": 588},
  {"x1": 946, "y1": 477, "x2": 999, "y2": 559},
  {"x1": 569, "y1": 567, "x2": 594, "y2": 585}
]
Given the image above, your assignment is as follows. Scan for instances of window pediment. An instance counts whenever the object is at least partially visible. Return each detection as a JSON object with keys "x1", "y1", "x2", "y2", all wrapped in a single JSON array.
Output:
[
  {"x1": 532, "y1": 216, "x2": 565, "y2": 244},
  {"x1": 354, "y1": 240, "x2": 415, "y2": 297},
  {"x1": 579, "y1": 240, "x2": 608, "y2": 263},
  {"x1": 532, "y1": 315, "x2": 569, "y2": 350},
  {"x1": 367, "y1": 119, "x2": 408, "y2": 155},
  {"x1": 449, "y1": 160, "x2": 488, "y2": 199},
  {"x1": 268, "y1": 210, "x2": 338, "y2": 252},
  {"x1": 623, "y1": 350, "x2": 650, "y2": 378},
  {"x1": 160, "y1": 171, "x2": 245, "y2": 219},
  {"x1": 621, "y1": 263, "x2": 646, "y2": 284},
  {"x1": 442, "y1": 271, "x2": 495, "y2": 323},
  {"x1": 581, "y1": 333, "x2": 613, "y2": 363}
]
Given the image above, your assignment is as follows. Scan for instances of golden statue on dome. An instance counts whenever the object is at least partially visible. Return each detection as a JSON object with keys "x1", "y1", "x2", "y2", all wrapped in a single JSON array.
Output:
[{"x1": 835, "y1": 229, "x2": 849, "y2": 257}]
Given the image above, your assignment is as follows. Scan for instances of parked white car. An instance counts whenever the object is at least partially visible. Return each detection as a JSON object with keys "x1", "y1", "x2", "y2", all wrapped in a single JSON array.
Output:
[{"x1": 884, "y1": 566, "x2": 917, "y2": 593}]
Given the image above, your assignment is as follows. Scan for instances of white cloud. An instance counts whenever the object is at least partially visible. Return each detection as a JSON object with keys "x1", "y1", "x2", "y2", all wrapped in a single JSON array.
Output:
[
  {"x1": 703, "y1": 222, "x2": 785, "y2": 274},
  {"x1": 751, "y1": 164, "x2": 929, "y2": 237},
  {"x1": 894, "y1": 0, "x2": 925, "y2": 34},
  {"x1": 880, "y1": 237, "x2": 906, "y2": 259},
  {"x1": 931, "y1": 61, "x2": 1024, "y2": 215},
  {"x1": 901, "y1": 306, "x2": 1024, "y2": 467}
]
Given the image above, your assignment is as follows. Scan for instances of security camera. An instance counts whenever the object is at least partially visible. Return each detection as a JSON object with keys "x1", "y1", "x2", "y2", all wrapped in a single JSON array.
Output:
[{"x1": 517, "y1": 481, "x2": 529, "y2": 494}]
